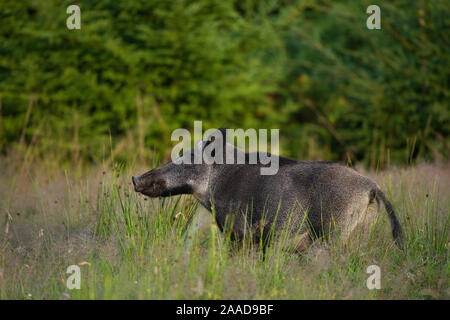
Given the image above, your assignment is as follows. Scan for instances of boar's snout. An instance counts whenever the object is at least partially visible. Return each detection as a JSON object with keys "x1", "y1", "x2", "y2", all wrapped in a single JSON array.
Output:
[
  {"x1": 132, "y1": 175, "x2": 143, "y2": 192},
  {"x1": 132, "y1": 172, "x2": 168, "y2": 197}
]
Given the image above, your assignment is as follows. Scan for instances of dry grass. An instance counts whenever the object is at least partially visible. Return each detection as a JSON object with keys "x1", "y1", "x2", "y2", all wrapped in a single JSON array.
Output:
[{"x1": 0, "y1": 158, "x2": 448, "y2": 300}]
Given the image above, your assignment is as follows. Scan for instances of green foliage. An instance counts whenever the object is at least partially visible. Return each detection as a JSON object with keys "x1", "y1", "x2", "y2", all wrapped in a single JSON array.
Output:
[{"x1": 0, "y1": 0, "x2": 448, "y2": 166}]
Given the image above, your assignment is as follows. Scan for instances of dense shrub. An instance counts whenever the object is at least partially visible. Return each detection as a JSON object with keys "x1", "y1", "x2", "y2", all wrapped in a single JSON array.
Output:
[{"x1": 0, "y1": 0, "x2": 448, "y2": 167}]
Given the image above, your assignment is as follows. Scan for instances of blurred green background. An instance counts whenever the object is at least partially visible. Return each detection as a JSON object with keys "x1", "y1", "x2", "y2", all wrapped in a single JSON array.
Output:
[{"x1": 0, "y1": 0, "x2": 448, "y2": 168}]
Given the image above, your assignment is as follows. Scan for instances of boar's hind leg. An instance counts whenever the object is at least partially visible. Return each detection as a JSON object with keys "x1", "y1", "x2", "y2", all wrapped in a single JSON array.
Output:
[
  {"x1": 341, "y1": 191, "x2": 380, "y2": 248},
  {"x1": 287, "y1": 232, "x2": 313, "y2": 254}
]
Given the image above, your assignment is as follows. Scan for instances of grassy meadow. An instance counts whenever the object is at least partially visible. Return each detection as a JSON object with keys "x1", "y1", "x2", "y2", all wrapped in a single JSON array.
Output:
[{"x1": 0, "y1": 155, "x2": 448, "y2": 300}]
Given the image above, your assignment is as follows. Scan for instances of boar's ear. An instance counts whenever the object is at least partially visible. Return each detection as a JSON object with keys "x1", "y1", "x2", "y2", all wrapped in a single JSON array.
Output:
[
  {"x1": 203, "y1": 128, "x2": 228, "y2": 160},
  {"x1": 204, "y1": 127, "x2": 227, "y2": 148}
]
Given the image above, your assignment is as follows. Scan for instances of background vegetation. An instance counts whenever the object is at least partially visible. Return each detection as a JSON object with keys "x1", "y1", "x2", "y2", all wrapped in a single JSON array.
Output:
[{"x1": 0, "y1": 0, "x2": 448, "y2": 168}]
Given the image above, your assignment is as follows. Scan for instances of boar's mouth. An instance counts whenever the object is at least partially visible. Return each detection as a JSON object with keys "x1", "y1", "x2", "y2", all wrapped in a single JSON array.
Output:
[{"x1": 132, "y1": 176, "x2": 167, "y2": 197}]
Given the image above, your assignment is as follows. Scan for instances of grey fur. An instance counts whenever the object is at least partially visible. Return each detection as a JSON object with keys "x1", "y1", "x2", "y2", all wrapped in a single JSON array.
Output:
[{"x1": 132, "y1": 129, "x2": 404, "y2": 252}]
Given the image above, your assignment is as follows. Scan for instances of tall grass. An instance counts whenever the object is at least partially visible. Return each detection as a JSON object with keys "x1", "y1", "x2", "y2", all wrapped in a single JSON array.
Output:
[{"x1": 0, "y1": 158, "x2": 448, "y2": 300}]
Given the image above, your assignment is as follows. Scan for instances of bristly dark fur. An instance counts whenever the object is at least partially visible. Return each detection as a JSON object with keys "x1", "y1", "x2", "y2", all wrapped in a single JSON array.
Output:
[{"x1": 133, "y1": 129, "x2": 404, "y2": 252}]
